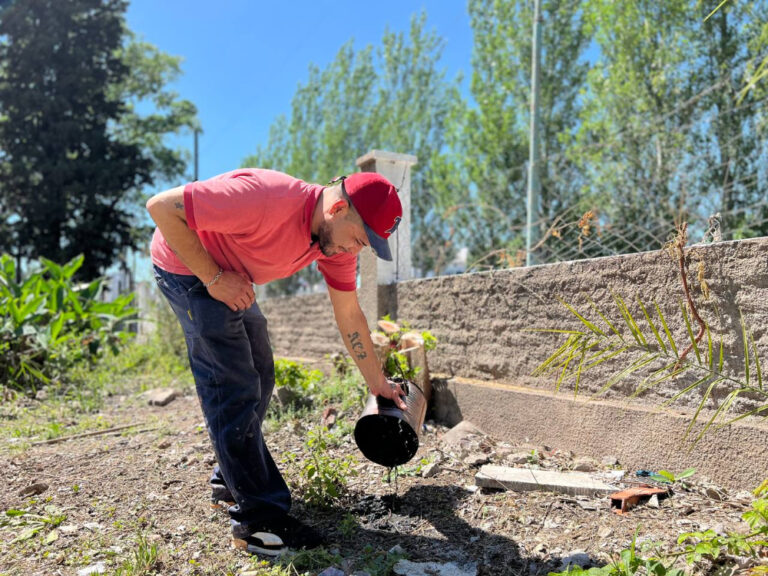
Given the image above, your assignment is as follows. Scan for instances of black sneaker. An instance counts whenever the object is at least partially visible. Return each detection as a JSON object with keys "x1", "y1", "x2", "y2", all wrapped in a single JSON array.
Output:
[{"x1": 232, "y1": 515, "x2": 324, "y2": 556}]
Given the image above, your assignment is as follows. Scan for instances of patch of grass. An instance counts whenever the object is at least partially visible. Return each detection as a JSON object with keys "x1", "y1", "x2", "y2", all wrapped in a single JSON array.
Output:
[
  {"x1": 275, "y1": 547, "x2": 342, "y2": 573},
  {"x1": 113, "y1": 534, "x2": 159, "y2": 576},
  {"x1": 0, "y1": 324, "x2": 192, "y2": 448}
]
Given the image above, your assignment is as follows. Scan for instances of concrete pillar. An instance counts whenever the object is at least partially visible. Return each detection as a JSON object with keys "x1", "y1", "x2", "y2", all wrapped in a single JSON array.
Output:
[{"x1": 355, "y1": 149, "x2": 417, "y2": 328}]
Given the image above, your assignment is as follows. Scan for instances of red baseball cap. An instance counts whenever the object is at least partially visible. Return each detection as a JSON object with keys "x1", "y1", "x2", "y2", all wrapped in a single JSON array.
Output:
[{"x1": 333, "y1": 172, "x2": 402, "y2": 261}]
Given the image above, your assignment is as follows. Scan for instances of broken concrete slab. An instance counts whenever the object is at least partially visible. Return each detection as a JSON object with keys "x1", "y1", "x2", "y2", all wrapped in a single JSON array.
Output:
[
  {"x1": 475, "y1": 465, "x2": 617, "y2": 497},
  {"x1": 144, "y1": 388, "x2": 179, "y2": 407},
  {"x1": 393, "y1": 560, "x2": 477, "y2": 576}
]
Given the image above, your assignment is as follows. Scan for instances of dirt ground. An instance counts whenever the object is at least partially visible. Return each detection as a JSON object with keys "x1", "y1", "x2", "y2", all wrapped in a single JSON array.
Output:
[{"x1": 0, "y1": 390, "x2": 761, "y2": 576}]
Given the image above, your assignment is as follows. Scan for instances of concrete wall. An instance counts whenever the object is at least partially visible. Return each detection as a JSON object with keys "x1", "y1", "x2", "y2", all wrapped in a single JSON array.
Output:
[{"x1": 261, "y1": 238, "x2": 768, "y2": 489}]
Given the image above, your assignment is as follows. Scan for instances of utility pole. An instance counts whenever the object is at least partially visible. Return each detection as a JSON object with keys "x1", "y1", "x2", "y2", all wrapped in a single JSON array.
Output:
[
  {"x1": 526, "y1": 0, "x2": 542, "y2": 266},
  {"x1": 194, "y1": 128, "x2": 200, "y2": 181}
]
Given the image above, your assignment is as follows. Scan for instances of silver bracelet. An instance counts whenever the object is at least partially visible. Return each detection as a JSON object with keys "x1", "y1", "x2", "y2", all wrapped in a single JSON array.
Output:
[{"x1": 204, "y1": 268, "x2": 223, "y2": 288}]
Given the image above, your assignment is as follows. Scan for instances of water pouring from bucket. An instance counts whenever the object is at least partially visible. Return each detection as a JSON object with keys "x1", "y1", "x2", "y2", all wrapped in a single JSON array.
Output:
[{"x1": 353, "y1": 319, "x2": 436, "y2": 467}]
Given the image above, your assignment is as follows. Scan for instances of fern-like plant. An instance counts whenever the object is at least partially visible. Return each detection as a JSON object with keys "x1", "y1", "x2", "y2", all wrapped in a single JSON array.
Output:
[{"x1": 533, "y1": 225, "x2": 767, "y2": 444}]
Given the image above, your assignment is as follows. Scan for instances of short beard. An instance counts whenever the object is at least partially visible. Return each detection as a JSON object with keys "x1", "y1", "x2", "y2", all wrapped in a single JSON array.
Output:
[{"x1": 316, "y1": 220, "x2": 336, "y2": 257}]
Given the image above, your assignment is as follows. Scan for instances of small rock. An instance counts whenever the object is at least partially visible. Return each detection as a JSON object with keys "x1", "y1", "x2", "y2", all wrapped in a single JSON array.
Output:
[
  {"x1": 506, "y1": 452, "x2": 532, "y2": 465},
  {"x1": 705, "y1": 486, "x2": 727, "y2": 501},
  {"x1": 393, "y1": 560, "x2": 477, "y2": 576},
  {"x1": 559, "y1": 551, "x2": 591, "y2": 571},
  {"x1": 60, "y1": 524, "x2": 79, "y2": 534},
  {"x1": 77, "y1": 563, "x2": 106, "y2": 576},
  {"x1": 598, "y1": 527, "x2": 613, "y2": 539},
  {"x1": 494, "y1": 445, "x2": 514, "y2": 459},
  {"x1": 421, "y1": 462, "x2": 441, "y2": 478},
  {"x1": 441, "y1": 421, "x2": 485, "y2": 449},
  {"x1": 572, "y1": 457, "x2": 598, "y2": 472},
  {"x1": 204, "y1": 454, "x2": 217, "y2": 466},
  {"x1": 575, "y1": 499, "x2": 599, "y2": 511},
  {"x1": 648, "y1": 494, "x2": 660, "y2": 508},
  {"x1": 389, "y1": 544, "x2": 405, "y2": 556},
  {"x1": 317, "y1": 568, "x2": 345, "y2": 576},
  {"x1": 35, "y1": 389, "x2": 49, "y2": 401},
  {"x1": 601, "y1": 455, "x2": 619, "y2": 467},
  {"x1": 83, "y1": 522, "x2": 102, "y2": 531},
  {"x1": 145, "y1": 387, "x2": 179, "y2": 407},
  {"x1": 157, "y1": 439, "x2": 172, "y2": 450},
  {"x1": 321, "y1": 407, "x2": 338, "y2": 430},
  {"x1": 463, "y1": 453, "x2": 490, "y2": 467},
  {"x1": 18, "y1": 482, "x2": 48, "y2": 497}
]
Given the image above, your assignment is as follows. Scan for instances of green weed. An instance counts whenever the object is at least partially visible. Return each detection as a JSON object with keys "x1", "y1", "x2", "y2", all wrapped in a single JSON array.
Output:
[
  {"x1": 113, "y1": 534, "x2": 159, "y2": 576},
  {"x1": 283, "y1": 426, "x2": 358, "y2": 507}
]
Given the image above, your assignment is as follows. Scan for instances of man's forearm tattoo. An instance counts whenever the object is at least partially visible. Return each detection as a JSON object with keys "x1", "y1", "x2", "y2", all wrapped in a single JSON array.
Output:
[{"x1": 346, "y1": 331, "x2": 367, "y2": 360}]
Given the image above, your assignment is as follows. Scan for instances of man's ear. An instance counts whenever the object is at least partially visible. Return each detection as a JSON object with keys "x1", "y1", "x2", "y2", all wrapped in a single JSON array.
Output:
[{"x1": 329, "y1": 199, "x2": 349, "y2": 217}]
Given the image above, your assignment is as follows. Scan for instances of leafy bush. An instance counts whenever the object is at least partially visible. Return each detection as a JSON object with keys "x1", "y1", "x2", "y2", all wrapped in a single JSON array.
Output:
[
  {"x1": 0, "y1": 254, "x2": 136, "y2": 393},
  {"x1": 274, "y1": 358, "x2": 323, "y2": 394}
]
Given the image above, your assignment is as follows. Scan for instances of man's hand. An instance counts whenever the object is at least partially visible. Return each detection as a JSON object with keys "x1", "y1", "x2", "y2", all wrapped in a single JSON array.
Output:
[
  {"x1": 369, "y1": 374, "x2": 408, "y2": 410},
  {"x1": 207, "y1": 271, "x2": 256, "y2": 312}
]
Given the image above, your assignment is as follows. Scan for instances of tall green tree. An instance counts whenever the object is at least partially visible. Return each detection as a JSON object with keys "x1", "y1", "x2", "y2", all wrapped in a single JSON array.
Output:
[
  {"x1": 244, "y1": 12, "x2": 465, "y2": 293},
  {"x1": 0, "y1": 0, "x2": 197, "y2": 279},
  {"x1": 689, "y1": 0, "x2": 768, "y2": 239},
  {"x1": 569, "y1": 0, "x2": 698, "y2": 254},
  {"x1": 464, "y1": 0, "x2": 590, "y2": 267}
]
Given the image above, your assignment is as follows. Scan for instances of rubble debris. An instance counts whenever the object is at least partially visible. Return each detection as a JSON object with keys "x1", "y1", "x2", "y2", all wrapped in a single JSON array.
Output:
[{"x1": 18, "y1": 482, "x2": 48, "y2": 497}]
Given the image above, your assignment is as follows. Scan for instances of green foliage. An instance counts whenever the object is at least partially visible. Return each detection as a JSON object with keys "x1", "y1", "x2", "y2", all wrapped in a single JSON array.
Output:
[
  {"x1": 677, "y1": 480, "x2": 768, "y2": 571},
  {"x1": 0, "y1": 0, "x2": 197, "y2": 278},
  {"x1": 274, "y1": 358, "x2": 323, "y2": 393},
  {"x1": 549, "y1": 531, "x2": 683, "y2": 576},
  {"x1": 464, "y1": 0, "x2": 590, "y2": 267},
  {"x1": 0, "y1": 254, "x2": 136, "y2": 393},
  {"x1": 276, "y1": 548, "x2": 342, "y2": 574},
  {"x1": 649, "y1": 468, "x2": 695, "y2": 485},
  {"x1": 283, "y1": 427, "x2": 358, "y2": 507},
  {"x1": 355, "y1": 545, "x2": 408, "y2": 576}
]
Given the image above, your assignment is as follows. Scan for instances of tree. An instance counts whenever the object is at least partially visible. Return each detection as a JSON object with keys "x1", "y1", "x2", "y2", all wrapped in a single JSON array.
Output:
[
  {"x1": 463, "y1": 0, "x2": 590, "y2": 268},
  {"x1": 689, "y1": 1, "x2": 768, "y2": 240},
  {"x1": 244, "y1": 12, "x2": 466, "y2": 293},
  {"x1": 0, "y1": 0, "x2": 197, "y2": 279}
]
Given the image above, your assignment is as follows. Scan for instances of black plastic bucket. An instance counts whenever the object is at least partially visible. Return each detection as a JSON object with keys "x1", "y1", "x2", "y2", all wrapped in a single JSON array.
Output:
[{"x1": 353, "y1": 378, "x2": 429, "y2": 467}]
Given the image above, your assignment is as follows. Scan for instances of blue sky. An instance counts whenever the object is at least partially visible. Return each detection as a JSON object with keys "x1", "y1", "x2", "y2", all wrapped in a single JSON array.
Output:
[{"x1": 125, "y1": 0, "x2": 474, "y2": 184}]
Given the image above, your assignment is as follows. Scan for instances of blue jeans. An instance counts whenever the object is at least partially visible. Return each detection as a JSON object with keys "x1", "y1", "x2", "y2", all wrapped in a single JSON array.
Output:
[{"x1": 153, "y1": 265, "x2": 291, "y2": 538}]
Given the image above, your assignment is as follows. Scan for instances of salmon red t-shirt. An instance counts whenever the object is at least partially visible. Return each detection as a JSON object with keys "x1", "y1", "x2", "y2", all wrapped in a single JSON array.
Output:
[{"x1": 150, "y1": 169, "x2": 357, "y2": 291}]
